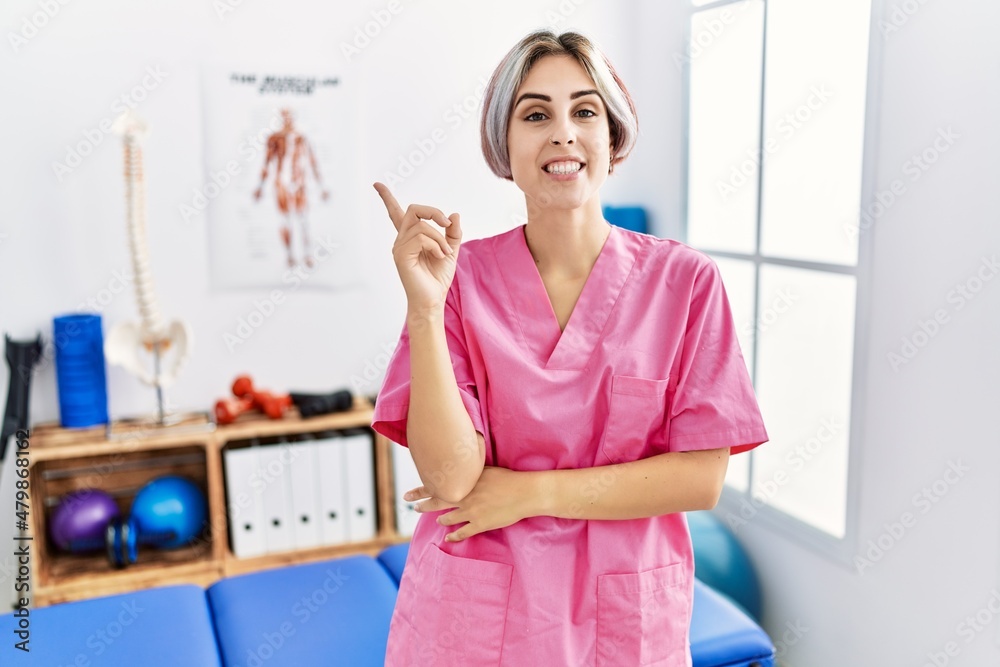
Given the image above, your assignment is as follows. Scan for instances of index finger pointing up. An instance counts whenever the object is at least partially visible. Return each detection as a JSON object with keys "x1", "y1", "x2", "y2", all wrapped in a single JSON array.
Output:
[{"x1": 373, "y1": 182, "x2": 404, "y2": 231}]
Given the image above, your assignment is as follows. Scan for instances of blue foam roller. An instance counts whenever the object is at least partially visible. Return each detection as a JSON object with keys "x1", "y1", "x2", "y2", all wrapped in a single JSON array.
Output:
[{"x1": 52, "y1": 313, "x2": 109, "y2": 428}]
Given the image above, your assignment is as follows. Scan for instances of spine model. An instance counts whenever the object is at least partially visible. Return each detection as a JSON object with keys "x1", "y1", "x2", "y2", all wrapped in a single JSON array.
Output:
[
  {"x1": 118, "y1": 112, "x2": 167, "y2": 345},
  {"x1": 105, "y1": 111, "x2": 192, "y2": 418}
]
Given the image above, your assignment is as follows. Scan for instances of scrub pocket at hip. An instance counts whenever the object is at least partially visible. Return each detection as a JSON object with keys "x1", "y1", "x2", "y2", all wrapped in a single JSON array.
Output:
[
  {"x1": 596, "y1": 562, "x2": 691, "y2": 666},
  {"x1": 601, "y1": 375, "x2": 671, "y2": 464},
  {"x1": 387, "y1": 542, "x2": 513, "y2": 667}
]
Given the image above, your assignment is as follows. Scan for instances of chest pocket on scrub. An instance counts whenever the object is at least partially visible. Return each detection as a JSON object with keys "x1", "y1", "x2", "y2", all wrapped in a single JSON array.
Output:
[{"x1": 600, "y1": 375, "x2": 671, "y2": 464}]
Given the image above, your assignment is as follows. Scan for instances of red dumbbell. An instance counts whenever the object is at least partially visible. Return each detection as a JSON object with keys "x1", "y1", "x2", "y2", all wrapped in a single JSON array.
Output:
[
  {"x1": 213, "y1": 396, "x2": 255, "y2": 425},
  {"x1": 231, "y1": 375, "x2": 292, "y2": 420}
]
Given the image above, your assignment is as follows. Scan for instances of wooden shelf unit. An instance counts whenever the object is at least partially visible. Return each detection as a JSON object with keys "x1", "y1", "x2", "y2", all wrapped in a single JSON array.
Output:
[{"x1": 24, "y1": 401, "x2": 407, "y2": 607}]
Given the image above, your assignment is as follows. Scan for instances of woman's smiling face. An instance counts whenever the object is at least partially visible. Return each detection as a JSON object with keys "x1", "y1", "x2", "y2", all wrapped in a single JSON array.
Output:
[{"x1": 506, "y1": 54, "x2": 612, "y2": 211}]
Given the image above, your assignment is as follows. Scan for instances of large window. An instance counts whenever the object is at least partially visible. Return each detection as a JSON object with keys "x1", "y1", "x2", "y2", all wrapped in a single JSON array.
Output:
[{"x1": 683, "y1": 0, "x2": 875, "y2": 544}]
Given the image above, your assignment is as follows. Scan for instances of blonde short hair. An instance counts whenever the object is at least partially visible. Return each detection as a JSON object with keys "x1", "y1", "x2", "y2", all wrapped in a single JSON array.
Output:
[{"x1": 480, "y1": 29, "x2": 638, "y2": 180}]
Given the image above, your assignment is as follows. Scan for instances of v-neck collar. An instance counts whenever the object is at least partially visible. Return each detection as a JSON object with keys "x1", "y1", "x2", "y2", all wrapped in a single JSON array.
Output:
[{"x1": 494, "y1": 223, "x2": 638, "y2": 371}]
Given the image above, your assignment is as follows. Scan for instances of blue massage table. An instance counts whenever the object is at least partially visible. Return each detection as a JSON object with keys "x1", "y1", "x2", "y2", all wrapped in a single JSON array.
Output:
[{"x1": 0, "y1": 543, "x2": 775, "y2": 666}]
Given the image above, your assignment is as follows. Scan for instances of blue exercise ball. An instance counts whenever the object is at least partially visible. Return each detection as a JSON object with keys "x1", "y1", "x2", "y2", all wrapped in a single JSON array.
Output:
[
  {"x1": 131, "y1": 476, "x2": 207, "y2": 548},
  {"x1": 687, "y1": 510, "x2": 763, "y2": 621}
]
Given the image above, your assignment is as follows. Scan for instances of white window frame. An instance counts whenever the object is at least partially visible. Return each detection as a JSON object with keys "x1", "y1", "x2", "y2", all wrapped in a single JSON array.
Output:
[{"x1": 680, "y1": 0, "x2": 886, "y2": 568}]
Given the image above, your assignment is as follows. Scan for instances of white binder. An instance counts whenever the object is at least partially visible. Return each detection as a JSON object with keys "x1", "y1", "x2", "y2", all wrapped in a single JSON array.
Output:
[
  {"x1": 258, "y1": 441, "x2": 294, "y2": 554},
  {"x1": 288, "y1": 436, "x2": 322, "y2": 550},
  {"x1": 342, "y1": 430, "x2": 377, "y2": 542},
  {"x1": 391, "y1": 441, "x2": 422, "y2": 537},
  {"x1": 223, "y1": 445, "x2": 266, "y2": 558},
  {"x1": 315, "y1": 434, "x2": 349, "y2": 546}
]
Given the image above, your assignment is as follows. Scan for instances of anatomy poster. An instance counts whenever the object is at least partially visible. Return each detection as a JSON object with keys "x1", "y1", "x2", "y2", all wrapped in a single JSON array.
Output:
[{"x1": 200, "y1": 64, "x2": 360, "y2": 290}]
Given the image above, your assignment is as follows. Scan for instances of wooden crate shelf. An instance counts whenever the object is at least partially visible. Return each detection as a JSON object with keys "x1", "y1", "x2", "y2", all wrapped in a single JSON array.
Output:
[{"x1": 24, "y1": 401, "x2": 407, "y2": 608}]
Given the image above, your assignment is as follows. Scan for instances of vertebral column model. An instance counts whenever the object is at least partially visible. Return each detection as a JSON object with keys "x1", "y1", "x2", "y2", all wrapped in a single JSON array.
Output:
[{"x1": 104, "y1": 111, "x2": 192, "y2": 422}]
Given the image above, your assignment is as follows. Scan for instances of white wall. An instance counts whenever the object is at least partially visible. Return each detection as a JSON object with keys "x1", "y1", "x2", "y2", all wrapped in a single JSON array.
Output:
[{"x1": 2, "y1": 1, "x2": 999, "y2": 665}]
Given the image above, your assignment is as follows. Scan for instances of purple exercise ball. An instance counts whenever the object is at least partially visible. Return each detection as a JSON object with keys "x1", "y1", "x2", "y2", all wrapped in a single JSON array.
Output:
[{"x1": 49, "y1": 488, "x2": 120, "y2": 552}]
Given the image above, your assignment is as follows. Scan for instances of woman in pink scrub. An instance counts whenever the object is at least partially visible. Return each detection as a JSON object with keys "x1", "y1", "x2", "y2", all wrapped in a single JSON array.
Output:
[{"x1": 371, "y1": 29, "x2": 768, "y2": 667}]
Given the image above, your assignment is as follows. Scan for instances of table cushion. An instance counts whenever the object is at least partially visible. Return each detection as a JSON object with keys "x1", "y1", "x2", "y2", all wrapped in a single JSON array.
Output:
[
  {"x1": 0, "y1": 584, "x2": 221, "y2": 666},
  {"x1": 376, "y1": 542, "x2": 409, "y2": 584},
  {"x1": 690, "y1": 578, "x2": 775, "y2": 667},
  {"x1": 208, "y1": 555, "x2": 398, "y2": 667}
]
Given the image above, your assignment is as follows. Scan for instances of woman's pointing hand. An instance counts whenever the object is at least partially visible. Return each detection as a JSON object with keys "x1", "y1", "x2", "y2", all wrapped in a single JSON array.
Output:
[{"x1": 374, "y1": 182, "x2": 462, "y2": 312}]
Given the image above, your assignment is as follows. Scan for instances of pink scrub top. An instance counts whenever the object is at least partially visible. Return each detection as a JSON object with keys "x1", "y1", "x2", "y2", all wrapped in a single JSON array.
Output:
[{"x1": 372, "y1": 224, "x2": 768, "y2": 667}]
